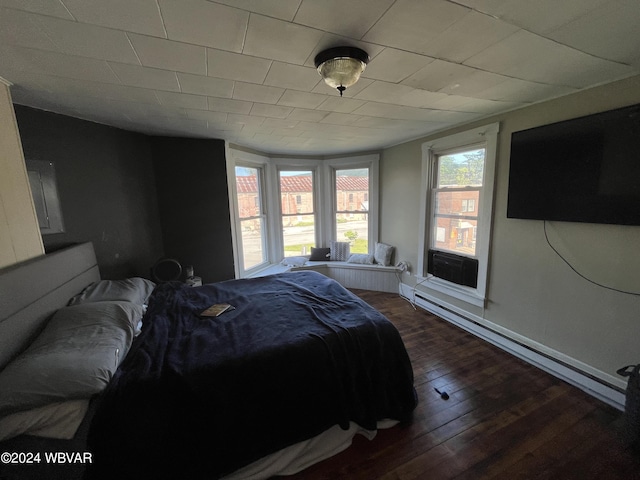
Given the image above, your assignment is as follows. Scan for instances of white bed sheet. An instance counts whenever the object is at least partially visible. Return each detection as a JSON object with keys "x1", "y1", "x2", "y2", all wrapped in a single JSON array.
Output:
[
  {"x1": 222, "y1": 419, "x2": 398, "y2": 480},
  {"x1": 0, "y1": 399, "x2": 89, "y2": 441}
]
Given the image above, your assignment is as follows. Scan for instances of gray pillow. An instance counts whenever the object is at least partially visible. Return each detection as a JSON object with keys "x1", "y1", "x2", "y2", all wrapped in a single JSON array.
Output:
[
  {"x1": 330, "y1": 241, "x2": 351, "y2": 261},
  {"x1": 374, "y1": 242, "x2": 395, "y2": 266},
  {"x1": 0, "y1": 301, "x2": 142, "y2": 417},
  {"x1": 68, "y1": 277, "x2": 155, "y2": 306}
]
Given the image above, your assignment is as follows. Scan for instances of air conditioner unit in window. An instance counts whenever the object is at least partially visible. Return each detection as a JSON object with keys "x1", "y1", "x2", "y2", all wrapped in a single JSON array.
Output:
[{"x1": 427, "y1": 250, "x2": 478, "y2": 288}]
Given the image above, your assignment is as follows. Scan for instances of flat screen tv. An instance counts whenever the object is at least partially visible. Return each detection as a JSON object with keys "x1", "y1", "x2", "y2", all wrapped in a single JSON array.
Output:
[{"x1": 507, "y1": 103, "x2": 640, "y2": 226}]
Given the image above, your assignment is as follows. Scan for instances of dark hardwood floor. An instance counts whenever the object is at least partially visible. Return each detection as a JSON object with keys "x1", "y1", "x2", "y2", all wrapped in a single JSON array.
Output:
[{"x1": 282, "y1": 290, "x2": 640, "y2": 480}]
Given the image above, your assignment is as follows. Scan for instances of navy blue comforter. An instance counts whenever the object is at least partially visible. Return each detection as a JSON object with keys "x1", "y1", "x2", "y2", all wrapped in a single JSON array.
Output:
[{"x1": 86, "y1": 271, "x2": 417, "y2": 479}]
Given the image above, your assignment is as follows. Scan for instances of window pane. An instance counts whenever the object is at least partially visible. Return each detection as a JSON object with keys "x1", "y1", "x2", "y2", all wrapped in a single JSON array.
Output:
[
  {"x1": 239, "y1": 218, "x2": 265, "y2": 270},
  {"x1": 432, "y1": 217, "x2": 477, "y2": 256},
  {"x1": 336, "y1": 169, "x2": 369, "y2": 212},
  {"x1": 434, "y1": 190, "x2": 481, "y2": 216},
  {"x1": 282, "y1": 214, "x2": 315, "y2": 256},
  {"x1": 432, "y1": 148, "x2": 483, "y2": 257},
  {"x1": 336, "y1": 213, "x2": 368, "y2": 253},
  {"x1": 280, "y1": 171, "x2": 315, "y2": 257},
  {"x1": 437, "y1": 149, "x2": 485, "y2": 187},
  {"x1": 236, "y1": 166, "x2": 260, "y2": 219},
  {"x1": 236, "y1": 166, "x2": 267, "y2": 271},
  {"x1": 336, "y1": 168, "x2": 369, "y2": 253}
]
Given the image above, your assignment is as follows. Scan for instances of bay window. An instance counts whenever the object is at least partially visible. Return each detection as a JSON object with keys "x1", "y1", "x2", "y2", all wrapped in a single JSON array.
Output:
[{"x1": 227, "y1": 145, "x2": 379, "y2": 277}]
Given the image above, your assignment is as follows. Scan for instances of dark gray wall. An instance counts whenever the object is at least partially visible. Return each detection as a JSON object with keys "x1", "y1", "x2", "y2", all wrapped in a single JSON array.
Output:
[
  {"x1": 152, "y1": 137, "x2": 234, "y2": 284},
  {"x1": 14, "y1": 106, "x2": 235, "y2": 283},
  {"x1": 14, "y1": 105, "x2": 164, "y2": 279}
]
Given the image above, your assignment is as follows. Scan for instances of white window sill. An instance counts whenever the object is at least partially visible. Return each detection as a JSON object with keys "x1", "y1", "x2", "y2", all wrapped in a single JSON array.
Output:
[
  {"x1": 248, "y1": 261, "x2": 400, "y2": 278},
  {"x1": 416, "y1": 275, "x2": 485, "y2": 308},
  {"x1": 296, "y1": 261, "x2": 399, "y2": 271},
  {"x1": 247, "y1": 263, "x2": 291, "y2": 277}
]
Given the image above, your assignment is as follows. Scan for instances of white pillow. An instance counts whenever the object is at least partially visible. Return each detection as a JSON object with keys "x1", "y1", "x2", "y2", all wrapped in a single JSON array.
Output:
[
  {"x1": 69, "y1": 277, "x2": 156, "y2": 306},
  {"x1": 0, "y1": 301, "x2": 142, "y2": 417},
  {"x1": 0, "y1": 400, "x2": 89, "y2": 441},
  {"x1": 374, "y1": 242, "x2": 395, "y2": 266},
  {"x1": 280, "y1": 256, "x2": 307, "y2": 267},
  {"x1": 347, "y1": 253, "x2": 375, "y2": 264}
]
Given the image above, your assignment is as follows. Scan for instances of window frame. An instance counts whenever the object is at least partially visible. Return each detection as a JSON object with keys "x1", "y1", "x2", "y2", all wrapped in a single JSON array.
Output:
[
  {"x1": 275, "y1": 163, "x2": 320, "y2": 258},
  {"x1": 417, "y1": 123, "x2": 499, "y2": 307},
  {"x1": 235, "y1": 163, "x2": 269, "y2": 275},
  {"x1": 430, "y1": 145, "x2": 484, "y2": 257},
  {"x1": 226, "y1": 147, "x2": 272, "y2": 278},
  {"x1": 325, "y1": 154, "x2": 379, "y2": 255}
]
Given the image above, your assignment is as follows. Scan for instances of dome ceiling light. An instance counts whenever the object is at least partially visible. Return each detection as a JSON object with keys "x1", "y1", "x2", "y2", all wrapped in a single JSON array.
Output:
[{"x1": 314, "y1": 46, "x2": 369, "y2": 97}]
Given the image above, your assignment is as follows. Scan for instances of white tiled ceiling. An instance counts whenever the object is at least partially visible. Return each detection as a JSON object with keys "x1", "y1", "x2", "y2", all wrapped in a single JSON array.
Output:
[{"x1": 1, "y1": 0, "x2": 639, "y2": 155}]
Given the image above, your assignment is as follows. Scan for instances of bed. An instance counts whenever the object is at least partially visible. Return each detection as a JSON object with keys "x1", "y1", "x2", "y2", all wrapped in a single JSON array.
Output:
[{"x1": 0, "y1": 242, "x2": 417, "y2": 480}]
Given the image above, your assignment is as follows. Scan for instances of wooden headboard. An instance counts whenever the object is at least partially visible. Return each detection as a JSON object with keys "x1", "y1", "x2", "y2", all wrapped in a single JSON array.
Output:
[{"x1": 0, "y1": 242, "x2": 100, "y2": 370}]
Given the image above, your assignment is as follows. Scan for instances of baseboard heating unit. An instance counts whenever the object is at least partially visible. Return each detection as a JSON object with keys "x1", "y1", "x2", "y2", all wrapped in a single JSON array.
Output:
[{"x1": 400, "y1": 283, "x2": 626, "y2": 411}]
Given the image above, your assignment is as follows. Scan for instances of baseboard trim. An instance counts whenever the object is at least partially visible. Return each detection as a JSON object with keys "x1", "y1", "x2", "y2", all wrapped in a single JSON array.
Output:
[{"x1": 399, "y1": 284, "x2": 626, "y2": 411}]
